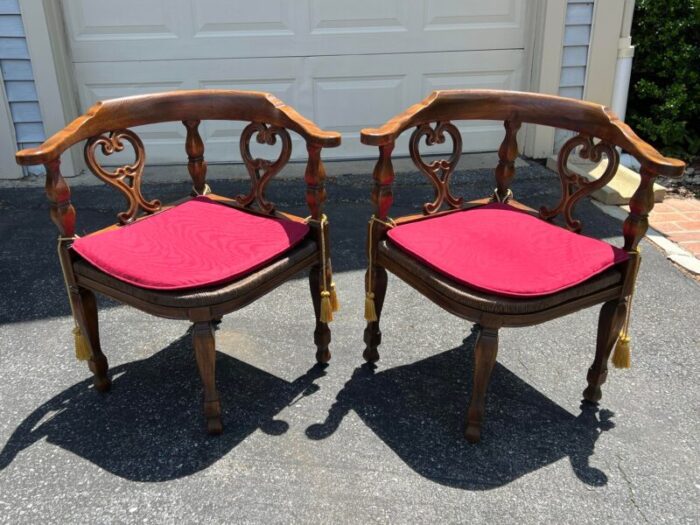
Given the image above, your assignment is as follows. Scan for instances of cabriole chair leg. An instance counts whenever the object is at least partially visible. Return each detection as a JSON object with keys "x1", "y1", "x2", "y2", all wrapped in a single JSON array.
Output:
[
  {"x1": 583, "y1": 298, "x2": 628, "y2": 404},
  {"x1": 192, "y1": 321, "x2": 222, "y2": 435},
  {"x1": 363, "y1": 266, "x2": 388, "y2": 363},
  {"x1": 465, "y1": 325, "x2": 499, "y2": 443}
]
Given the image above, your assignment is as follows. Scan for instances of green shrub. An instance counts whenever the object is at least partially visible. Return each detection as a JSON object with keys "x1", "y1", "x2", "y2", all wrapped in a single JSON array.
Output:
[{"x1": 627, "y1": 0, "x2": 700, "y2": 161}]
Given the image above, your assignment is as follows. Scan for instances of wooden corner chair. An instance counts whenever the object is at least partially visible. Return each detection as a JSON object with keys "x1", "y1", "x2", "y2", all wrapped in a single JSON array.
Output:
[
  {"x1": 359, "y1": 90, "x2": 685, "y2": 443},
  {"x1": 16, "y1": 90, "x2": 341, "y2": 434}
]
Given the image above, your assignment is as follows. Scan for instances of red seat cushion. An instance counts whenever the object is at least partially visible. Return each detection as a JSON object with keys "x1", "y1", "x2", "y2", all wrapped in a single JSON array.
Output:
[
  {"x1": 72, "y1": 196, "x2": 310, "y2": 290},
  {"x1": 387, "y1": 203, "x2": 628, "y2": 297}
]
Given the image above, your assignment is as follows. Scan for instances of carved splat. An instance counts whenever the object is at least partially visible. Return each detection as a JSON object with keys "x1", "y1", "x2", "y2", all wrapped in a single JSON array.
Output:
[
  {"x1": 84, "y1": 129, "x2": 161, "y2": 224},
  {"x1": 409, "y1": 121, "x2": 463, "y2": 214},
  {"x1": 540, "y1": 134, "x2": 620, "y2": 232},
  {"x1": 235, "y1": 122, "x2": 291, "y2": 214}
]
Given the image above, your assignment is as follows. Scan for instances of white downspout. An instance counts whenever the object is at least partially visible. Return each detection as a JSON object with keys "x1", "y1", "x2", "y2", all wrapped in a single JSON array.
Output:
[{"x1": 613, "y1": 0, "x2": 640, "y2": 169}]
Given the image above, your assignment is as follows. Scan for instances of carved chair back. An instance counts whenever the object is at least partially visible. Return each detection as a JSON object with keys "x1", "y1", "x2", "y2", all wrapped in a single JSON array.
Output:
[
  {"x1": 361, "y1": 90, "x2": 685, "y2": 252},
  {"x1": 16, "y1": 90, "x2": 341, "y2": 234}
]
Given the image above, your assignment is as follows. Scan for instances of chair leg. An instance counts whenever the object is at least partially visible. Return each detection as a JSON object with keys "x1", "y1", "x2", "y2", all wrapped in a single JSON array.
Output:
[
  {"x1": 72, "y1": 287, "x2": 110, "y2": 392},
  {"x1": 309, "y1": 264, "x2": 331, "y2": 364},
  {"x1": 363, "y1": 266, "x2": 388, "y2": 363},
  {"x1": 192, "y1": 321, "x2": 222, "y2": 435},
  {"x1": 583, "y1": 299, "x2": 627, "y2": 404},
  {"x1": 465, "y1": 325, "x2": 499, "y2": 443}
]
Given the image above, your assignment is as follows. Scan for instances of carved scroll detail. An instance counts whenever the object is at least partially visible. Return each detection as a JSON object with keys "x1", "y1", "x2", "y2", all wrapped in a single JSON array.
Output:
[
  {"x1": 84, "y1": 129, "x2": 160, "y2": 224},
  {"x1": 235, "y1": 122, "x2": 291, "y2": 213},
  {"x1": 540, "y1": 134, "x2": 620, "y2": 232},
  {"x1": 409, "y1": 121, "x2": 463, "y2": 214}
]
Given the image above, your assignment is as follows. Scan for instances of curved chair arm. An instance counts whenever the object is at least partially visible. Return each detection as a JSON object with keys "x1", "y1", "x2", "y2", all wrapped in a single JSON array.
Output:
[
  {"x1": 16, "y1": 90, "x2": 341, "y2": 166},
  {"x1": 16, "y1": 90, "x2": 340, "y2": 235},
  {"x1": 360, "y1": 90, "x2": 683, "y2": 178}
]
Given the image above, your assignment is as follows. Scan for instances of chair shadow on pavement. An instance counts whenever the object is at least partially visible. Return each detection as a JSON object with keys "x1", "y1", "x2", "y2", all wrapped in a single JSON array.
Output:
[
  {"x1": 0, "y1": 331, "x2": 327, "y2": 482},
  {"x1": 306, "y1": 327, "x2": 615, "y2": 490}
]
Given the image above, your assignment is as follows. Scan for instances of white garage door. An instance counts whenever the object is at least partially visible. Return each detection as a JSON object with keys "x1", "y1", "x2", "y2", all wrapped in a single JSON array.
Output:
[{"x1": 62, "y1": 0, "x2": 532, "y2": 162}]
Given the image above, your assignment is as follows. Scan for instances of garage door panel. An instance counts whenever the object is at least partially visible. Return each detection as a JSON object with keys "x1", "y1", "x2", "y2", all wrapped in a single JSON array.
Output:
[
  {"x1": 64, "y1": 0, "x2": 181, "y2": 41},
  {"x1": 308, "y1": 0, "x2": 410, "y2": 34},
  {"x1": 424, "y1": 0, "x2": 525, "y2": 31},
  {"x1": 74, "y1": 59, "x2": 307, "y2": 164},
  {"x1": 307, "y1": 50, "x2": 524, "y2": 158},
  {"x1": 63, "y1": 2, "x2": 532, "y2": 162},
  {"x1": 64, "y1": 1, "x2": 530, "y2": 62},
  {"x1": 192, "y1": 0, "x2": 296, "y2": 37}
]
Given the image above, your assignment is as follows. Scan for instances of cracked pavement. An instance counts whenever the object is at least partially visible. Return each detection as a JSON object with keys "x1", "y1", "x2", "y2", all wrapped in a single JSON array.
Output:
[{"x1": 0, "y1": 161, "x2": 698, "y2": 523}]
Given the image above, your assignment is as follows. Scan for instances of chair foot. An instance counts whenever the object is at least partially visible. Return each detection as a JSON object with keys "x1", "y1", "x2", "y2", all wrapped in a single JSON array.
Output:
[
  {"x1": 362, "y1": 346, "x2": 380, "y2": 363},
  {"x1": 204, "y1": 399, "x2": 223, "y2": 435},
  {"x1": 465, "y1": 325, "x2": 499, "y2": 443},
  {"x1": 316, "y1": 348, "x2": 331, "y2": 364},
  {"x1": 92, "y1": 373, "x2": 112, "y2": 393},
  {"x1": 464, "y1": 422, "x2": 482, "y2": 443}
]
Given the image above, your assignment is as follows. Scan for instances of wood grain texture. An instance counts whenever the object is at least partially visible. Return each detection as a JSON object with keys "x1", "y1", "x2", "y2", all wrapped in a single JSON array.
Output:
[
  {"x1": 183, "y1": 119, "x2": 208, "y2": 195},
  {"x1": 360, "y1": 89, "x2": 684, "y2": 177},
  {"x1": 360, "y1": 89, "x2": 684, "y2": 442},
  {"x1": 22, "y1": 89, "x2": 340, "y2": 436},
  {"x1": 16, "y1": 90, "x2": 341, "y2": 165}
]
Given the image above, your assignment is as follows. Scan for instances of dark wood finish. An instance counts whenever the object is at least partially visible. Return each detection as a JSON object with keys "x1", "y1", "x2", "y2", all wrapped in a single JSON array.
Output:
[
  {"x1": 84, "y1": 129, "x2": 161, "y2": 224},
  {"x1": 235, "y1": 122, "x2": 292, "y2": 213},
  {"x1": 359, "y1": 89, "x2": 685, "y2": 443},
  {"x1": 309, "y1": 265, "x2": 331, "y2": 364},
  {"x1": 77, "y1": 287, "x2": 111, "y2": 393},
  {"x1": 183, "y1": 119, "x2": 208, "y2": 195},
  {"x1": 409, "y1": 121, "x2": 463, "y2": 213},
  {"x1": 540, "y1": 134, "x2": 620, "y2": 232},
  {"x1": 192, "y1": 321, "x2": 222, "y2": 434},
  {"x1": 583, "y1": 298, "x2": 628, "y2": 403},
  {"x1": 16, "y1": 90, "x2": 341, "y2": 435},
  {"x1": 361, "y1": 90, "x2": 684, "y2": 177},
  {"x1": 17, "y1": 90, "x2": 340, "y2": 166},
  {"x1": 465, "y1": 325, "x2": 499, "y2": 443},
  {"x1": 494, "y1": 119, "x2": 520, "y2": 202}
]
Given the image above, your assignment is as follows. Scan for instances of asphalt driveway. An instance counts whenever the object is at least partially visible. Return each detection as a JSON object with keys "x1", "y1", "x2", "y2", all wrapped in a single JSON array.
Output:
[{"x1": 0, "y1": 161, "x2": 698, "y2": 523}]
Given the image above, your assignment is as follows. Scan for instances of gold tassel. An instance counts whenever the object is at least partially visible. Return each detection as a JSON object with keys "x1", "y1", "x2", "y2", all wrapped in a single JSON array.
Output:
[
  {"x1": 73, "y1": 326, "x2": 91, "y2": 361},
  {"x1": 364, "y1": 292, "x2": 378, "y2": 322},
  {"x1": 329, "y1": 281, "x2": 340, "y2": 312},
  {"x1": 320, "y1": 290, "x2": 333, "y2": 323},
  {"x1": 612, "y1": 333, "x2": 631, "y2": 368}
]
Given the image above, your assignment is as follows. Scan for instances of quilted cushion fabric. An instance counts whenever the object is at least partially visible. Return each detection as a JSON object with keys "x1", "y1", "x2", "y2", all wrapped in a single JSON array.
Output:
[
  {"x1": 72, "y1": 196, "x2": 310, "y2": 290},
  {"x1": 386, "y1": 203, "x2": 628, "y2": 297}
]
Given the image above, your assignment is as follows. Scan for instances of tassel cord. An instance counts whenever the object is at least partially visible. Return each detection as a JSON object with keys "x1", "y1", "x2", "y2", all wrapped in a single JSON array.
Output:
[
  {"x1": 56, "y1": 236, "x2": 91, "y2": 361},
  {"x1": 307, "y1": 214, "x2": 336, "y2": 323},
  {"x1": 365, "y1": 215, "x2": 395, "y2": 322},
  {"x1": 612, "y1": 252, "x2": 640, "y2": 369}
]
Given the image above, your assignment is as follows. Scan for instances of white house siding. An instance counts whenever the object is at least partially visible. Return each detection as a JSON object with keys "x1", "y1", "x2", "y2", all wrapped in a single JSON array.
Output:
[
  {"x1": 555, "y1": 0, "x2": 594, "y2": 150},
  {"x1": 0, "y1": 0, "x2": 44, "y2": 174}
]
